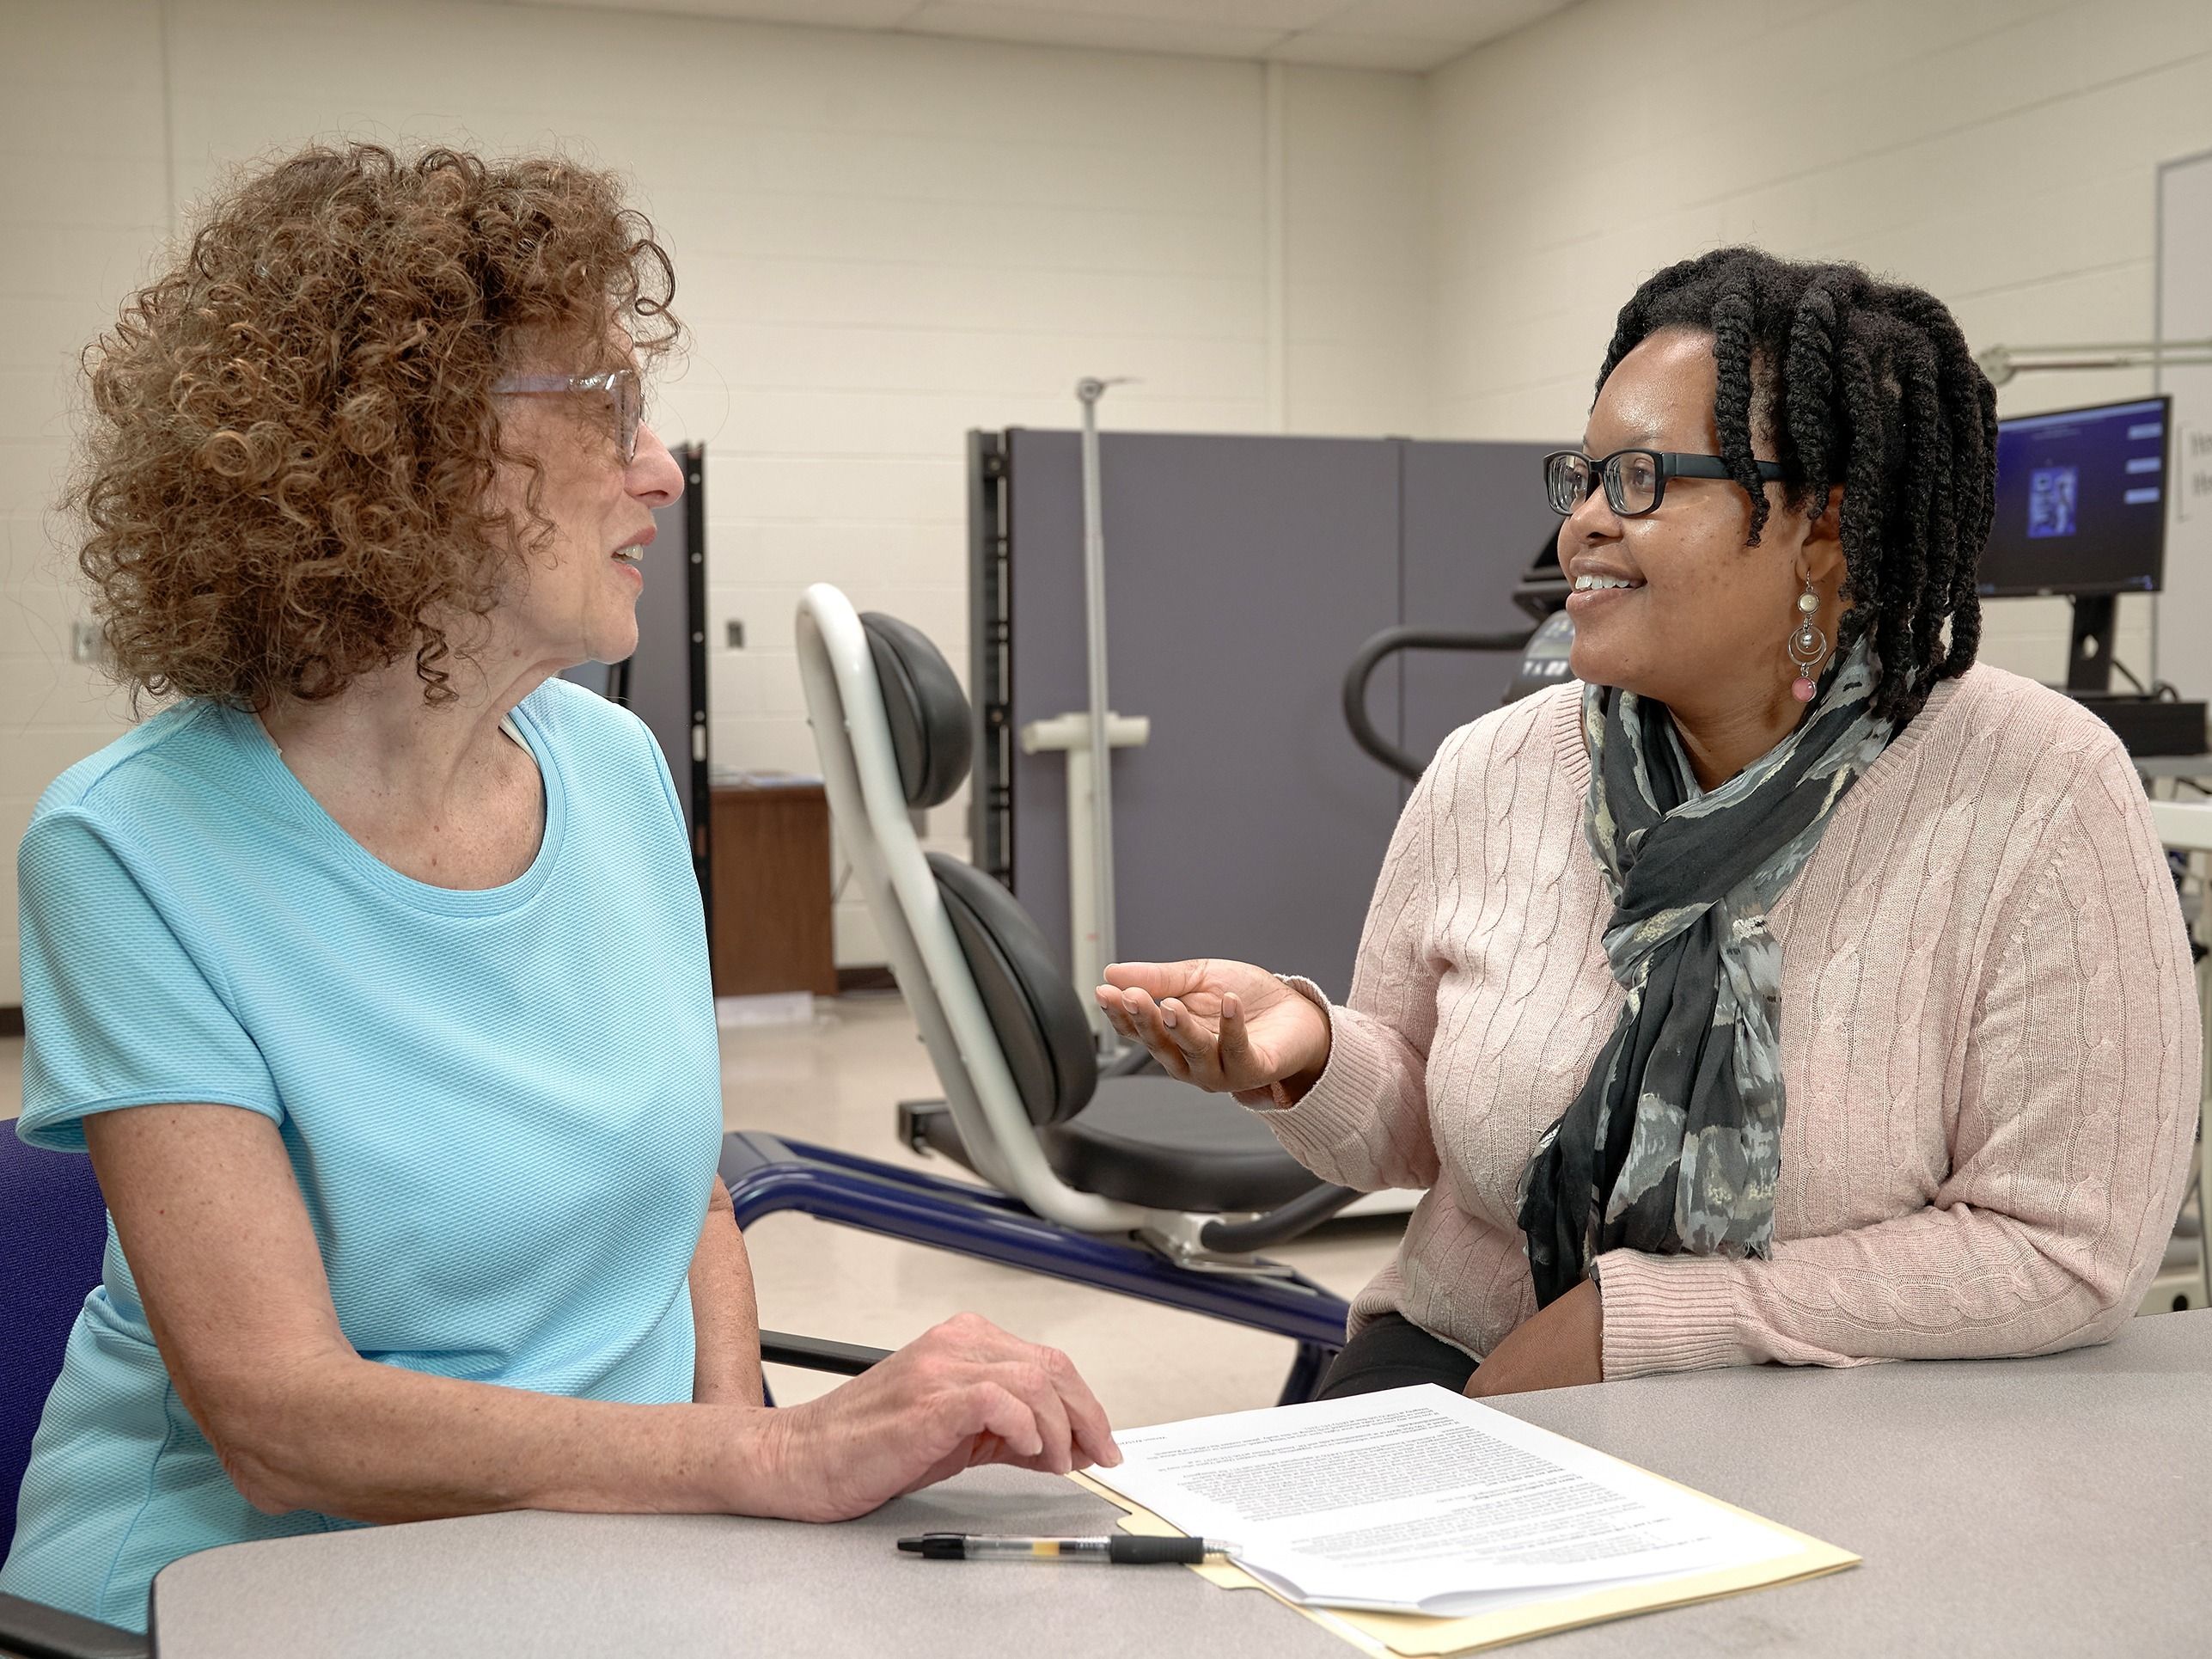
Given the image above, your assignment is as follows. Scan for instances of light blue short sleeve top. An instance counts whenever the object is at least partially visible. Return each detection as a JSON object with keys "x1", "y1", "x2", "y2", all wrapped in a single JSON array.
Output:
[{"x1": 0, "y1": 679, "x2": 724, "y2": 1631}]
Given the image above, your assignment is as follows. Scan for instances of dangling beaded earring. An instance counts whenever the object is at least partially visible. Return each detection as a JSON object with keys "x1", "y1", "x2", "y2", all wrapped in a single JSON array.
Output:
[{"x1": 1787, "y1": 579, "x2": 1827, "y2": 704}]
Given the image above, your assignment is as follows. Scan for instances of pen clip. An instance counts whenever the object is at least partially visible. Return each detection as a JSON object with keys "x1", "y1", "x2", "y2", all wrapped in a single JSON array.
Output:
[
  {"x1": 1107, "y1": 1535, "x2": 1209, "y2": 1565},
  {"x1": 895, "y1": 1533, "x2": 969, "y2": 1560}
]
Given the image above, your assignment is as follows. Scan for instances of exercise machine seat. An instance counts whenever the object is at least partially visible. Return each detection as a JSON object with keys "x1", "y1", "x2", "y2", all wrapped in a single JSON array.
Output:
[
  {"x1": 853, "y1": 605, "x2": 1331, "y2": 1222},
  {"x1": 863, "y1": 611, "x2": 970, "y2": 811},
  {"x1": 928, "y1": 854, "x2": 1097, "y2": 1127},
  {"x1": 914, "y1": 1074, "x2": 1326, "y2": 1215},
  {"x1": 920, "y1": 852, "x2": 1324, "y2": 1215}
]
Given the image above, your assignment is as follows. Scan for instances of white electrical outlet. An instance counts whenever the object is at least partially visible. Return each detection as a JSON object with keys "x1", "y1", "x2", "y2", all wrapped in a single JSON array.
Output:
[{"x1": 71, "y1": 621, "x2": 107, "y2": 664}]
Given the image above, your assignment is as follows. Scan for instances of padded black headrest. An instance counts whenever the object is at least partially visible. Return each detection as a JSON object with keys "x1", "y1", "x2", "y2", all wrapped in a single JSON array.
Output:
[
  {"x1": 862, "y1": 612, "x2": 972, "y2": 811},
  {"x1": 928, "y1": 854, "x2": 1098, "y2": 1128}
]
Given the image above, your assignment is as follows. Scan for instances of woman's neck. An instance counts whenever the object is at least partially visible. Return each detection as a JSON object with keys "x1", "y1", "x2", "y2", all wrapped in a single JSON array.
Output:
[
  {"x1": 257, "y1": 636, "x2": 553, "y2": 804},
  {"x1": 254, "y1": 647, "x2": 553, "y2": 890},
  {"x1": 1667, "y1": 683, "x2": 1806, "y2": 793}
]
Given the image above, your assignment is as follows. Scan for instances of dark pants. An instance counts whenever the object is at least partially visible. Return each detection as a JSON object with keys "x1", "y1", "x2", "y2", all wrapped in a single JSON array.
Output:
[{"x1": 1315, "y1": 1311, "x2": 1478, "y2": 1399}]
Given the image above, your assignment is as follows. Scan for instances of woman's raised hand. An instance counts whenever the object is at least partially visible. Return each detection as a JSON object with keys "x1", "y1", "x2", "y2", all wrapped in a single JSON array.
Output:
[{"x1": 1094, "y1": 959, "x2": 1331, "y2": 1107}]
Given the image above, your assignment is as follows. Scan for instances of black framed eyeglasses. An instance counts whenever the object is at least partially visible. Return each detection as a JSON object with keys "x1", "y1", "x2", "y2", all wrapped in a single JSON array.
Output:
[
  {"x1": 1543, "y1": 448, "x2": 1787, "y2": 517},
  {"x1": 491, "y1": 367, "x2": 645, "y2": 465}
]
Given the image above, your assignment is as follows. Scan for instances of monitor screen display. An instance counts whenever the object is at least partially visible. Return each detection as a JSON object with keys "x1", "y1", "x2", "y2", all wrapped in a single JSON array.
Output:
[{"x1": 1977, "y1": 395, "x2": 2169, "y2": 597}]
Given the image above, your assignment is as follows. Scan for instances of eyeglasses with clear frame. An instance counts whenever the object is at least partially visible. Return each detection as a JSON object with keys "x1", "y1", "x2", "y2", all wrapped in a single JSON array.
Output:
[
  {"x1": 490, "y1": 368, "x2": 645, "y2": 465},
  {"x1": 1543, "y1": 448, "x2": 1787, "y2": 517}
]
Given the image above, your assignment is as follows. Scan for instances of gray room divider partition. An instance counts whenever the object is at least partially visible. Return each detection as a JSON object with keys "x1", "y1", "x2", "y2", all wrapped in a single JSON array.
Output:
[
  {"x1": 562, "y1": 441, "x2": 712, "y2": 906},
  {"x1": 970, "y1": 429, "x2": 1561, "y2": 999}
]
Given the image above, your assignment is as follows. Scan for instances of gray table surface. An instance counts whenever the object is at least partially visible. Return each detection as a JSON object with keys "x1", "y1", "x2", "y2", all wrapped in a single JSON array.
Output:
[
  {"x1": 150, "y1": 1310, "x2": 2212, "y2": 1658},
  {"x1": 2135, "y1": 754, "x2": 2212, "y2": 779}
]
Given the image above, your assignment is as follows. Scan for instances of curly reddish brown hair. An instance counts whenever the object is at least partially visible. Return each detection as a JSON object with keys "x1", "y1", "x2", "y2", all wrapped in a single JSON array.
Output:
[{"x1": 71, "y1": 141, "x2": 679, "y2": 708}]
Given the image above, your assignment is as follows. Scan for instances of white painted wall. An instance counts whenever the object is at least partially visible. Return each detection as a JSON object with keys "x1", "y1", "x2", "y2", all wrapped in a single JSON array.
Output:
[
  {"x1": 2155, "y1": 150, "x2": 2212, "y2": 701},
  {"x1": 0, "y1": 0, "x2": 1429, "y2": 996},
  {"x1": 0, "y1": 2, "x2": 170, "y2": 1009},
  {"x1": 1424, "y1": 0, "x2": 2212, "y2": 689}
]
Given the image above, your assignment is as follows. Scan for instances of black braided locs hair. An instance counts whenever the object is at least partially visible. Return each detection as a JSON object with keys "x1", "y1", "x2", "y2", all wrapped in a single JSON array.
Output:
[{"x1": 1596, "y1": 248, "x2": 1999, "y2": 724}]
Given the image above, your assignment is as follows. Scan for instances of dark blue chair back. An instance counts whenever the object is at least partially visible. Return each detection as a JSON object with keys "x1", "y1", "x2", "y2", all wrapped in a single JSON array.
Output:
[{"x1": 0, "y1": 1132, "x2": 108, "y2": 1570}]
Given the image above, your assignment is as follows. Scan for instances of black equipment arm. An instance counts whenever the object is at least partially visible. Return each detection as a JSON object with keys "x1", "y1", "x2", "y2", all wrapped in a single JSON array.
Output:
[
  {"x1": 1342, "y1": 627, "x2": 1535, "y2": 783},
  {"x1": 759, "y1": 1330, "x2": 892, "y2": 1376},
  {"x1": 0, "y1": 1593, "x2": 147, "y2": 1659},
  {"x1": 1197, "y1": 1181, "x2": 1366, "y2": 1252}
]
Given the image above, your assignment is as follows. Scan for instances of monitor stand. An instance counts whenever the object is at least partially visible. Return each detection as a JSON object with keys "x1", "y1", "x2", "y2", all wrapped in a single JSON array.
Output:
[
  {"x1": 2059, "y1": 593, "x2": 2209, "y2": 756},
  {"x1": 2065, "y1": 594, "x2": 2117, "y2": 695}
]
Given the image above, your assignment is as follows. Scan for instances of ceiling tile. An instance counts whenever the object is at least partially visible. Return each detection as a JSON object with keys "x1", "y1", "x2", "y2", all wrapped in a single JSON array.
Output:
[
  {"x1": 507, "y1": 0, "x2": 1585, "y2": 66},
  {"x1": 1266, "y1": 30, "x2": 1466, "y2": 71},
  {"x1": 1314, "y1": 0, "x2": 1573, "y2": 45},
  {"x1": 902, "y1": 3, "x2": 1290, "y2": 58},
  {"x1": 908, "y1": 0, "x2": 1347, "y2": 24},
  {"x1": 513, "y1": 0, "x2": 929, "y2": 26}
]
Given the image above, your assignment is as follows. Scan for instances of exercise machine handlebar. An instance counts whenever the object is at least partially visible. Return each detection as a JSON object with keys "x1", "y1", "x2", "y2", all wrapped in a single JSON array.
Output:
[{"x1": 1342, "y1": 626, "x2": 1536, "y2": 783}]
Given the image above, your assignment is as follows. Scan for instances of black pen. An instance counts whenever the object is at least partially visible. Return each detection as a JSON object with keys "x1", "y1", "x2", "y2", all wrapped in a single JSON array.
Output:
[{"x1": 896, "y1": 1532, "x2": 1239, "y2": 1564}]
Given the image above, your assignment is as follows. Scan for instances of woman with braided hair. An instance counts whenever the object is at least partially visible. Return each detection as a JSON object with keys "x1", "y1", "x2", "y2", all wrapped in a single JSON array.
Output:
[{"x1": 1100, "y1": 247, "x2": 2198, "y2": 1399}]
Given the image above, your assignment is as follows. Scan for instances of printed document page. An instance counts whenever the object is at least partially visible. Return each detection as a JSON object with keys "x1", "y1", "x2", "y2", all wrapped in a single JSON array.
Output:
[{"x1": 1088, "y1": 1385, "x2": 1795, "y2": 1616}]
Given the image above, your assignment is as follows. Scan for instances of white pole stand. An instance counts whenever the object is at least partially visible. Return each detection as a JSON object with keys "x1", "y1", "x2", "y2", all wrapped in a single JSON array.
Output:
[{"x1": 1021, "y1": 711, "x2": 1150, "y2": 1040}]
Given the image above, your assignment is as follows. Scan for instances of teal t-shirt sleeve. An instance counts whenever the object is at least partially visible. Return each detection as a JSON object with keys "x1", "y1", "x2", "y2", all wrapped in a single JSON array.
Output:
[
  {"x1": 16, "y1": 808, "x2": 282, "y2": 1151},
  {"x1": 639, "y1": 718, "x2": 685, "y2": 838}
]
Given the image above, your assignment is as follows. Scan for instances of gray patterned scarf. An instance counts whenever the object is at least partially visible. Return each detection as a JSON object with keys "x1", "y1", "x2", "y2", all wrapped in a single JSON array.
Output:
[{"x1": 1517, "y1": 638, "x2": 1893, "y2": 1307}]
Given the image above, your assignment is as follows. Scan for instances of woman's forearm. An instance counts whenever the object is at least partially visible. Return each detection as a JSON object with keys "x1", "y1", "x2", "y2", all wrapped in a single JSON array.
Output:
[
  {"x1": 1252, "y1": 730, "x2": 1470, "y2": 1185},
  {"x1": 88, "y1": 1107, "x2": 1116, "y2": 1535},
  {"x1": 217, "y1": 1313, "x2": 1121, "y2": 1530},
  {"x1": 1592, "y1": 1190, "x2": 2168, "y2": 1379},
  {"x1": 1258, "y1": 993, "x2": 1442, "y2": 1191},
  {"x1": 214, "y1": 1356, "x2": 782, "y2": 1524},
  {"x1": 689, "y1": 1178, "x2": 765, "y2": 1405},
  {"x1": 225, "y1": 1184, "x2": 770, "y2": 1519}
]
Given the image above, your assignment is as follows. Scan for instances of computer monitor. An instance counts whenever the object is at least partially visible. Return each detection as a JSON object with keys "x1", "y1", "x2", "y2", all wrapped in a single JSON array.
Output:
[
  {"x1": 1978, "y1": 395, "x2": 2169, "y2": 597},
  {"x1": 1977, "y1": 395, "x2": 2170, "y2": 693}
]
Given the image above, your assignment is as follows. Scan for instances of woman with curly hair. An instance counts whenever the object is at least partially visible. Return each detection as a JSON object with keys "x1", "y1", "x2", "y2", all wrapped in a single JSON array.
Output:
[
  {"x1": 1098, "y1": 248, "x2": 2197, "y2": 1400},
  {"x1": 3, "y1": 144, "x2": 1115, "y2": 1632}
]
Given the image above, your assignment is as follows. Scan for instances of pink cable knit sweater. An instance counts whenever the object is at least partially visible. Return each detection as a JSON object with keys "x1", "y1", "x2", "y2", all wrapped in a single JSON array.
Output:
[{"x1": 1264, "y1": 664, "x2": 2200, "y2": 1380}]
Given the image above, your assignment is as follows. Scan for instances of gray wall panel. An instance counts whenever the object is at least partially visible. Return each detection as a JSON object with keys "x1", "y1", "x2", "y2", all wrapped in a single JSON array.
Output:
[
  {"x1": 1398, "y1": 439, "x2": 1567, "y2": 774},
  {"x1": 630, "y1": 489, "x2": 700, "y2": 830},
  {"x1": 561, "y1": 486, "x2": 696, "y2": 824},
  {"x1": 1008, "y1": 431, "x2": 1403, "y2": 999}
]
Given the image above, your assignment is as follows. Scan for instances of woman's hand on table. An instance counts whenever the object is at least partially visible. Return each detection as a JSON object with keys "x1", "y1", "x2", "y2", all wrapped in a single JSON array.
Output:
[
  {"x1": 1464, "y1": 1279, "x2": 1604, "y2": 1399},
  {"x1": 757, "y1": 1313, "x2": 1120, "y2": 1522},
  {"x1": 1095, "y1": 959, "x2": 1331, "y2": 1107}
]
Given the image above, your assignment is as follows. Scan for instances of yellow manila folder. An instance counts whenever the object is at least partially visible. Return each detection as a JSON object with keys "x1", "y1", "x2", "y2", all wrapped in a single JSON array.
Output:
[
  {"x1": 1070, "y1": 1387, "x2": 1859, "y2": 1659},
  {"x1": 1072, "y1": 1471, "x2": 1855, "y2": 1657}
]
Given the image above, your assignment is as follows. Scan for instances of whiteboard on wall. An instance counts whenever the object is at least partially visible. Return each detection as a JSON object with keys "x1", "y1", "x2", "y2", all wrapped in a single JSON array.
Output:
[{"x1": 2154, "y1": 149, "x2": 2212, "y2": 700}]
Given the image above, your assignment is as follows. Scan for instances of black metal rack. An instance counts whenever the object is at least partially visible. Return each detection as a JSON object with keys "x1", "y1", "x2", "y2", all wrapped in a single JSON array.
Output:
[
  {"x1": 680, "y1": 443, "x2": 712, "y2": 912},
  {"x1": 968, "y1": 431, "x2": 1015, "y2": 888}
]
